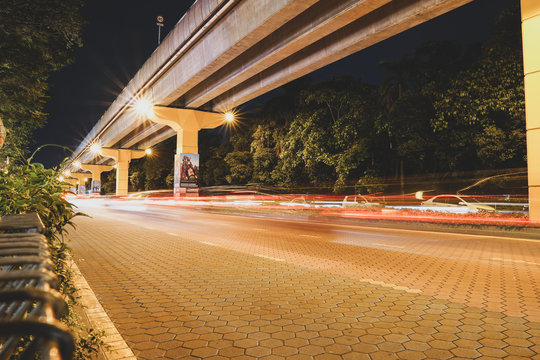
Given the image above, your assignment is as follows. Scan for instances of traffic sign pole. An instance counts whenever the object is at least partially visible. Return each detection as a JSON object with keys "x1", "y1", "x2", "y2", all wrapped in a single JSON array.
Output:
[{"x1": 156, "y1": 15, "x2": 165, "y2": 45}]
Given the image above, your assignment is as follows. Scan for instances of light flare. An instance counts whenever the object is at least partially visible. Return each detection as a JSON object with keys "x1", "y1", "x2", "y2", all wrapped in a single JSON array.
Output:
[
  {"x1": 221, "y1": 108, "x2": 242, "y2": 130},
  {"x1": 90, "y1": 142, "x2": 102, "y2": 155},
  {"x1": 134, "y1": 98, "x2": 154, "y2": 118},
  {"x1": 225, "y1": 112, "x2": 235, "y2": 122}
]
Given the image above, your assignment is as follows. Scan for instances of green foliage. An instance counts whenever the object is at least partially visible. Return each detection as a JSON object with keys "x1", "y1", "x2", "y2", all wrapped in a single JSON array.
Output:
[
  {"x1": 474, "y1": 126, "x2": 524, "y2": 166},
  {"x1": 221, "y1": 129, "x2": 253, "y2": 185},
  {"x1": 123, "y1": 138, "x2": 177, "y2": 192},
  {"x1": 200, "y1": 144, "x2": 230, "y2": 186},
  {"x1": 129, "y1": 170, "x2": 145, "y2": 192},
  {"x1": 431, "y1": 6, "x2": 525, "y2": 169},
  {"x1": 273, "y1": 76, "x2": 377, "y2": 189},
  {"x1": 370, "y1": 6, "x2": 525, "y2": 176},
  {"x1": 0, "y1": 152, "x2": 83, "y2": 240},
  {"x1": 0, "y1": 148, "x2": 101, "y2": 359},
  {"x1": 251, "y1": 125, "x2": 278, "y2": 184},
  {"x1": 199, "y1": 131, "x2": 231, "y2": 186},
  {"x1": 356, "y1": 169, "x2": 387, "y2": 194},
  {"x1": 165, "y1": 172, "x2": 174, "y2": 187},
  {"x1": 131, "y1": 137, "x2": 175, "y2": 191},
  {"x1": 0, "y1": 0, "x2": 85, "y2": 154},
  {"x1": 225, "y1": 151, "x2": 253, "y2": 184},
  {"x1": 102, "y1": 170, "x2": 116, "y2": 194},
  {"x1": 73, "y1": 328, "x2": 105, "y2": 360}
]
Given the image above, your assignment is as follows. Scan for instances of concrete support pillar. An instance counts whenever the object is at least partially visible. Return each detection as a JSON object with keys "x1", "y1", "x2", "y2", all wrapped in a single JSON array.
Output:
[
  {"x1": 80, "y1": 164, "x2": 114, "y2": 194},
  {"x1": 522, "y1": 0, "x2": 540, "y2": 220},
  {"x1": 70, "y1": 172, "x2": 91, "y2": 194},
  {"x1": 100, "y1": 148, "x2": 146, "y2": 196},
  {"x1": 149, "y1": 106, "x2": 227, "y2": 196},
  {"x1": 116, "y1": 161, "x2": 130, "y2": 196},
  {"x1": 151, "y1": 106, "x2": 226, "y2": 154}
]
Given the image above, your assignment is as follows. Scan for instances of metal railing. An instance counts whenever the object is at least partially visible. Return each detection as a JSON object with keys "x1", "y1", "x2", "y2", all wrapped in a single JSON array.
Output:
[{"x1": 0, "y1": 213, "x2": 74, "y2": 360}]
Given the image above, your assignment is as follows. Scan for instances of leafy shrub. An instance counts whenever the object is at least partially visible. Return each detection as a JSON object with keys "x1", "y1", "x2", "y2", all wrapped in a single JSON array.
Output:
[
  {"x1": 0, "y1": 148, "x2": 102, "y2": 359},
  {"x1": 356, "y1": 170, "x2": 387, "y2": 194}
]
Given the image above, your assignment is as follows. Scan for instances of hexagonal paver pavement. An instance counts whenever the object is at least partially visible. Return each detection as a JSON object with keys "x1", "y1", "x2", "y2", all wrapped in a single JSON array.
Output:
[{"x1": 69, "y1": 204, "x2": 540, "y2": 359}]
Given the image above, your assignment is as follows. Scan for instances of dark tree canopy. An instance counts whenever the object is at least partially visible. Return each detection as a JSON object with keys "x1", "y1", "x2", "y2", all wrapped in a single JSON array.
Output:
[{"x1": 0, "y1": 0, "x2": 85, "y2": 154}]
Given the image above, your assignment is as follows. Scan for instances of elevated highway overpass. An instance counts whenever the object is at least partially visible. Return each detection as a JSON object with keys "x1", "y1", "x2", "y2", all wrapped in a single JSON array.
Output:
[{"x1": 67, "y1": 0, "x2": 540, "y2": 220}]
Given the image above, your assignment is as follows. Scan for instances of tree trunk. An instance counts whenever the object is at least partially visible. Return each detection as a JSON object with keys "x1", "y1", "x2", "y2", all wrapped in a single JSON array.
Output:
[{"x1": 0, "y1": 116, "x2": 5, "y2": 149}]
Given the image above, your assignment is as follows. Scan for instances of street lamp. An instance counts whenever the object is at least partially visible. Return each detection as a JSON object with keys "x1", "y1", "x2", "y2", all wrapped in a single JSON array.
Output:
[
  {"x1": 225, "y1": 111, "x2": 235, "y2": 123},
  {"x1": 90, "y1": 142, "x2": 102, "y2": 155},
  {"x1": 134, "y1": 98, "x2": 154, "y2": 118}
]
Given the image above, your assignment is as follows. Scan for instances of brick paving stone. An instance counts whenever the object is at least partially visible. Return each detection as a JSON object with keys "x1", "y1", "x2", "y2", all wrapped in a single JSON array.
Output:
[
  {"x1": 370, "y1": 351, "x2": 400, "y2": 359},
  {"x1": 450, "y1": 347, "x2": 482, "y2": 358},
  {"x1": 377, "y1": 341, "x2": 405, "y2": 353},
  {"x1": 396, "y1": 349, "x2": 427, "y2": 359},
  {"x1": 272, "y1": 346, "x2": 298, "y2": 356},
  {"x1": 68, "y1": 208, "x2": 540, "y2": 359}
]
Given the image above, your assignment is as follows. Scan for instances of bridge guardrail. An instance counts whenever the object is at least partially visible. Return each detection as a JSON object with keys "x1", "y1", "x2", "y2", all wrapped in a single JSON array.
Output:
[{"x1": 0, "y1": 213, "x2": 74, "y2": 360}]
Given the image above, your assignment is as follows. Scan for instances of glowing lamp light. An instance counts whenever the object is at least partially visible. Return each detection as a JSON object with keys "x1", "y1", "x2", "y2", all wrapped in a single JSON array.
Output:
[
  {"x1": 73, "y1": 160, "x2": 81, "y2": 169},
  {"x1": 62, "y1": 170, "x2": 71, "y2": 177},
  {"x1": 90, "y1": 142, "x2": 102, "y2": 155},
  {"x1": 224, "y1": 112, "x2": 235, "y2": 122},
  {"x1": 134, "y1": 99, "x2": 154, "y2": 118},
  {"x1": 145, "y1": 148, "x2": 152, "y2": 155},
  {"x1": 58, "y1": 176, "x2": 65, "y2": 182}
]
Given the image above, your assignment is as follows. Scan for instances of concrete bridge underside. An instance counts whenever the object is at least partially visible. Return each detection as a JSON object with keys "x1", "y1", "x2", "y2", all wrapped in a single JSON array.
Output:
[
  {"x1": 71, "y1": 0, "x2": 540, "y2": 219},
  {"x1": 74, "y1": 0, "x2": 472, "y2": 162}
]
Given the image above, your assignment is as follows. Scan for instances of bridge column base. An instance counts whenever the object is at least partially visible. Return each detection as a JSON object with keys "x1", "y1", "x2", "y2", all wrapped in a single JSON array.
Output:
[
  {"x1": 115, "y1": 161, "x2": 129, "y2": 196},
  {"x1": 80, "y1": 164, "x2": 114, "y2": 194},
  {"x1": 70, "y1": 173, "x2": 90, "y2": 195},
  {"x1": 100, "y1": 148, "x2": 146, "y2": 196}
]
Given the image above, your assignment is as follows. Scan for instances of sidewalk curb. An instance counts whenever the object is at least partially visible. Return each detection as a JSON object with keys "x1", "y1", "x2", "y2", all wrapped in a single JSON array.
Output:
[{"x1": 71, "y1": 260, "x2": 137, "y2": 360}]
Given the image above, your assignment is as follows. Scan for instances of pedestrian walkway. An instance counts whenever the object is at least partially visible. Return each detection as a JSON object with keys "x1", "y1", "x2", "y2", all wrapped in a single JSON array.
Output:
[{"x1": 68, "y1": 207, "x2": 540, "y2": 359}]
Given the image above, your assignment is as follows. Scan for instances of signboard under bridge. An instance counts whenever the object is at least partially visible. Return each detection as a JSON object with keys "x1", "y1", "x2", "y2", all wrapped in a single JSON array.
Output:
[{"x1": 174, "y1": 153, "x2": 199, "y2": 196}]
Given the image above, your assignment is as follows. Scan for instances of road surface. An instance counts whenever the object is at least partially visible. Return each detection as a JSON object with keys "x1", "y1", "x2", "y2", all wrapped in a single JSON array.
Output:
[{"x1": 68, "y1": 199, "x2": 540, "y2": 359}]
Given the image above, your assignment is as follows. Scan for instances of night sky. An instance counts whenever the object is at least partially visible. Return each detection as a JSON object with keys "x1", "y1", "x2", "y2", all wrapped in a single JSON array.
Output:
[{"x1": 34, "y1": 0, "x2": 515, "y2": 167}]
